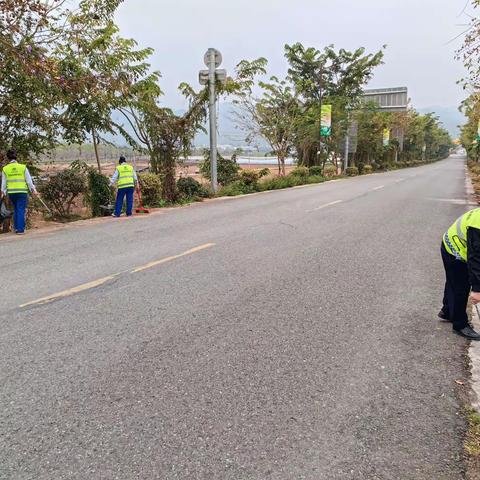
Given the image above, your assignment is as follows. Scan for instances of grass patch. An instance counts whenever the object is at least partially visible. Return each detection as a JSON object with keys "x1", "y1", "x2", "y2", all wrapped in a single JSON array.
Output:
[{"x1": 466, "y1": 408, "x2": 480, "y2": 457}]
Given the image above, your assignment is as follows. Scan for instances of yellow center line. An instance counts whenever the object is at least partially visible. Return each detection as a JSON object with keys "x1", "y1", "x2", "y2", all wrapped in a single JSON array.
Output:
[
  {"x1": 20, "y1": 243, "x2": 216, "y2": 308},
  {"x1": 20, "y1": 275, "x2": 117, "y2": 308},
  {"x1": 131, "y1": 243, "x2": 216, "y2": 273}
]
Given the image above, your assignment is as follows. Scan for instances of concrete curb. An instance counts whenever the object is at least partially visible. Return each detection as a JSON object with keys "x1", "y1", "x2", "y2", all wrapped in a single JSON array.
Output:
[{"x1": 465, "y1": 164, "x2": 480, "y2": 411}]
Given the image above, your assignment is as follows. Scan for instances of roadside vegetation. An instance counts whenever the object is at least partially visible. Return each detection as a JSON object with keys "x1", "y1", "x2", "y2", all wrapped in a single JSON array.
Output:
[{"x1": 1, "y1": 0, "x2": 451, "y2": 228}]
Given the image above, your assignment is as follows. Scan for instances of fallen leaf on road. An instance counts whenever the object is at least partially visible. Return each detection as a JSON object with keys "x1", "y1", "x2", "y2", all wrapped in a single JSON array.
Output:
[{"x1": 455, "y1": 380, "x2": 465, "y2": 386}]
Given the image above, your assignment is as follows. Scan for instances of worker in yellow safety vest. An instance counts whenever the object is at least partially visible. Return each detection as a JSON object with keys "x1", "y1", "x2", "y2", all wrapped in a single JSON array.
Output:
[
  {"x1": 441, "y1": 208, "x2": 480, "y2": 340},
  {"x1": 1, "y1": 149, "x2": 38, "y2": 235},
  {"x1": 110, "y1": 156, "x2": 137, "y2": 217}
]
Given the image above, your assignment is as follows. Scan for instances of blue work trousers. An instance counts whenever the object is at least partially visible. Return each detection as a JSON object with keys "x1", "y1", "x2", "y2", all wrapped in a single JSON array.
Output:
[
  {"x1": 8, "y1": 193, "x2": 28, "y2": 233},
  {"x1": 114, "y1": 187, "x2": 134, "y2": 217}
]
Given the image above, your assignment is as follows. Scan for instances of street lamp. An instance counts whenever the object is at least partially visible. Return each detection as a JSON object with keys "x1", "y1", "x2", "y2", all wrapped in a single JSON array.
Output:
[{"x1": 199, "y1": 48, "x2": 227, "y2": 193}]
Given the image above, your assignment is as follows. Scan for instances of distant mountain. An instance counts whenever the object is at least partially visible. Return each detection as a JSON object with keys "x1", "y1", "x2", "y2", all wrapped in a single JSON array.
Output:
[
  {"x1": 105, "y1": 103, "x2": 465, "y2": 148},
  {"x1": 417, "y1": 106, "x2": 465, "y2": 138}
]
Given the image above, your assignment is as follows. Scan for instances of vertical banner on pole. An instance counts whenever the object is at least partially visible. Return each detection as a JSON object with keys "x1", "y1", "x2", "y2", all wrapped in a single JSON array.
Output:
[
  {"x1": 383, "y1": 128, "x2": 390, "y2": 147},
  {"x1": 477, "y1": 119, "x2": 480, "y2": 142},
  {"x1": 320, "y1": 105, "x2": 332, "y2": 137}
]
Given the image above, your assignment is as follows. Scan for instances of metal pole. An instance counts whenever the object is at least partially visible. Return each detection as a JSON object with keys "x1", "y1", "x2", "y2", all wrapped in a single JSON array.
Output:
[
  {"x1": 208, "y1": 49, "x2": 218, "y2": 193},
  {"x1": 344, "y1": 131, "x2": 350, "y2": 173},
  {"x1": 344, "y1": 111, "x2": 350, "y2": 173}
]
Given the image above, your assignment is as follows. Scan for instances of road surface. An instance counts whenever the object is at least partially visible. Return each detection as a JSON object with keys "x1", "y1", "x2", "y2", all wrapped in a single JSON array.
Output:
[{"x1": 0, "y1": 155, "x2": 471, "y2": 479}]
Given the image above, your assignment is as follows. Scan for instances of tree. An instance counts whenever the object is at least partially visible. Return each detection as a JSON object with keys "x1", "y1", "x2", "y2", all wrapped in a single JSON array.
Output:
[
  {"x1": 56, "y1": 0, "x2": 159, "y2": 173},
  {"x1": 236, "y1": 75, "x2": 299, "y2": 175},
  {"x1": 0, "y1": 0, "x2": 66, "y2": 163},
  {"x1": 284, "y1": 43, "x2": 385, "y2": 167},
  {"x1": 118, "y1": 58, "x2": 266, "y2": 201}
]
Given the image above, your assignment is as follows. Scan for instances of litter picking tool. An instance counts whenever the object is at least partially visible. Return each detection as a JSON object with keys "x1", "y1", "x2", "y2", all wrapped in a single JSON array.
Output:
[{"x1": 135, "y1": 185, "x2": 149, "y2": 214}]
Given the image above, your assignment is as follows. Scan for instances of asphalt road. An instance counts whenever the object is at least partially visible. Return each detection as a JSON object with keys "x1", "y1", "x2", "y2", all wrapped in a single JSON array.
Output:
[{"x1": 0, "y1": 155, "x2": 472, "y2": 479}]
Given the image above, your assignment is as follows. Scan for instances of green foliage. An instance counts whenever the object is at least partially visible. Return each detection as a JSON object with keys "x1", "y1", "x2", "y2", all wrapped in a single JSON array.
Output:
[
  {"x1": 260, "y1": 174, "x2": 303, "y2": 190},
  {"x1": 38, "y1": 168, "x2": 87, "y2": 218},
  {"x1": 346, "y1": 167, "x2": 359, "y2": 176},
  {"x1": 200, "y1": 151, "x2": 240, "y2": 185},
  {"x1": 218, "y1": 180, "x2": 258, "y2": 196},
  {"x1": 362, "y1": 165, "x2": 373, "y2": 174},
  {"x1": 290, "y1": 166, "x2": 310, "y2": 178},
  {"x1": 176, "y1": 177, "x2": 209, "y2": 199},
  {"x1": 86, "y1": 169, "x2": 114, "y2": 217},
  {"x1": 284, "y1": 43, "x2": 385, "y2": 167},
  {"x1": 306, "y1": 175, "x2": 325, "y2": 184},
  {"x1": 139, "y1": 173, "x2": 162, "y2": 206},
  {"x1": 308, "y1": 166, "x2": 323, "y2": 176}
]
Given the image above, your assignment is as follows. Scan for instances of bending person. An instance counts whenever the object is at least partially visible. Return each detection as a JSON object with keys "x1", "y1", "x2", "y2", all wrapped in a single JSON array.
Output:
[{"x1": 110, "y1": 156, "x2": 137, "y2": 218}]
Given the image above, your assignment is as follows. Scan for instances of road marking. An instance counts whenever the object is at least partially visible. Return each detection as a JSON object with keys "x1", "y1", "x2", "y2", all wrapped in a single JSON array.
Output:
[
  {"x1": 372, "y1": 185, "x2": 385, "y2": 191},
  {"x1": 20, "y1": 243, "x2": 216, "y2": 308},
  {"x1": 20, "y1": 275, "x2": 117, "y2": 308},
  {"x1": 307, "y1": 200, "x2": 342, "y2": 212},
  {"x1": 131, "y1": 243, "x2": 216, "y2": 273}
]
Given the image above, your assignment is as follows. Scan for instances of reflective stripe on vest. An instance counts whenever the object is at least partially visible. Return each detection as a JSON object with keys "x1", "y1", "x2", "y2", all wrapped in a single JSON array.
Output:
[
  {"x1": 116, "y1": 164, "x2": 135, "y2": 189},
  {"x1": 443, "y1": 208, "x2": 480, "y2": 261},
  {"x1": 3, "y1": 163, "x2": 28, "y2": 193}
]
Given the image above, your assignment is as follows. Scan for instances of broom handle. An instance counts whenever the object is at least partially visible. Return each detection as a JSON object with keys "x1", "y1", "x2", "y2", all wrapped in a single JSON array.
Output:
[{"x1": 38, "y1": 196, "x2": 52, "y2": 215}]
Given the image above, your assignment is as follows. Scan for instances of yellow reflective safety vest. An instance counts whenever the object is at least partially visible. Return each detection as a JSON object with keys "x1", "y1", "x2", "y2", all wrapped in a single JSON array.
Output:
[
  {"x1": 116, "y1": 164, "x2": 135, "y2": 189},
  {"x1": 443, "y1": 208, "x2": 480, "y2": 262},
  {"x1": 3, "y1": 162, "x2": 28, "y2": 194}
]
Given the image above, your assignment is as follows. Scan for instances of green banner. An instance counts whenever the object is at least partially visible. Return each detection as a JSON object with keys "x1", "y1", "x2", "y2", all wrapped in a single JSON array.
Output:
[
  {"x1": 320, "y1": 105, "x2": 332, "y2": 137},
  {"x1": 383, "y1": 128, "x2": 390, "y2": 147}
]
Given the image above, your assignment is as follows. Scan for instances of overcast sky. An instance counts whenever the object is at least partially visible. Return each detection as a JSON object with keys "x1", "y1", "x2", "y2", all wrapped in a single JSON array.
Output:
[{"x1": 115, "y1": 0, "x2": 470, "y2": 112}]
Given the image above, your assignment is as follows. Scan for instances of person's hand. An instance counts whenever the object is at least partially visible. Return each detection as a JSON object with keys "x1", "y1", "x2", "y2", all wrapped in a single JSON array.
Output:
[
  {"x1": 471, "y1": 291, "x2": 480, "y2": 305},
  {"x1": 31, "y1": 190, "x2": 39, "y2": 198}
]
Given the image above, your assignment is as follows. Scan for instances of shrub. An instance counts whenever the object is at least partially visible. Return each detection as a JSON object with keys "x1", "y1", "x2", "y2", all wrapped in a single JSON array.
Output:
[
  {"x1": 290, "y1": 166, "x2": 310, "y2": 178},
  {"x1": 199, "y1": 151, "x2": 240, "y2": 185},
  {"x1": 177, "y1": 177, "x2": 209, "y2": 199},
  {"x1": 306, "y1": 175, "x2": 325, "y2": 184},
  {"x1": 218, "y1": 180, "x2": 257, "y2": 196},
  {"x1": 260, "y1": 174, "x2": 303, "y2": 191},
  {"x1": 323, "y1": 164, "x2": 336, "y2": 177},
  {"x1": 309, "y1": 166, "x2": 323, "y2": 176},
  {"x1": 139, "y1": 173, "x2": 162, "y2": 206},
  {"x1": 238, "y1": 168, "x2": 269, "y2": 188},
  {"x1": 362, "y1": 165, "x2": 373, "y2": 174},
  {"x1": 86, "y1": 169, "x2": 114, "y2": 217},
  {"x1": 346, "y1": 166, "x2": 359, "y2": 176},
  {"x1": 38, "y1": 168, "x2": 86, "y2": 219}
]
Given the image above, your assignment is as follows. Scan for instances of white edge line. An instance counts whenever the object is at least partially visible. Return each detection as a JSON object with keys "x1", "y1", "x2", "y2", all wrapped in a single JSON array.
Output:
[{"x1": 307, "y1": 200, "x2": 343, "y2": 213}]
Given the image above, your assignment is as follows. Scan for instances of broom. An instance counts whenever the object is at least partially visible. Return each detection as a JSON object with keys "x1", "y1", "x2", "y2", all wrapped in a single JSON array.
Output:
[
  {"x1": 37, "y1": 195, "x2": 54, "y2": 220},
  {"x1": 135, "y1": 183, "x2": 149, "y2": 214},
  {"x1": 132, "y1": 157, "x2": 149, "y2": 214}
]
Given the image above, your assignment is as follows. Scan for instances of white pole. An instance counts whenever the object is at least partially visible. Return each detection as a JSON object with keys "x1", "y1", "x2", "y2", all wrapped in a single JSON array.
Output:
[{"x1": 208, "y1": 49, "x2": 218, "y2": 193}]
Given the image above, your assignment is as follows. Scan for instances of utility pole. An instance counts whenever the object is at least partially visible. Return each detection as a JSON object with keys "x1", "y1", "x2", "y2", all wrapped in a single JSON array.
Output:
[
  {"x1": 208, "y1": 49, "x2": 218, "y2": 192},
  {"x1": 344, "y1": 127, "x2": 350, "y2": 172},
  {"x1": 318, "y1": 67, "x2": 323, "y2": 164},
  {"x1": 199, "y1": 48, "x2": 227, "y2": 194}
]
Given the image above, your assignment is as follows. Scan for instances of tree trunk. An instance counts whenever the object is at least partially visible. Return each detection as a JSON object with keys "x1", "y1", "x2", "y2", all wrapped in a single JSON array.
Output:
[
  {"x1": 92, "y1": 130, "x2": 102, "y2": 174},
  {"x1": 160, "y1": 149, "x2": 177, "y2": 203},
  {"x1": 279, "y1": 154, "x2": 286, "y2": 176}
]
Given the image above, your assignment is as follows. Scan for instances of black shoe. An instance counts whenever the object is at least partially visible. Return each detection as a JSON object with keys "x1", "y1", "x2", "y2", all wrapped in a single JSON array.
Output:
[
  {"x1": 454, "y1": 326, "x2": 480, "y2": 340},
  {"x1": 438, "y1": 309, "x2": 451, "y2": 321}
]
